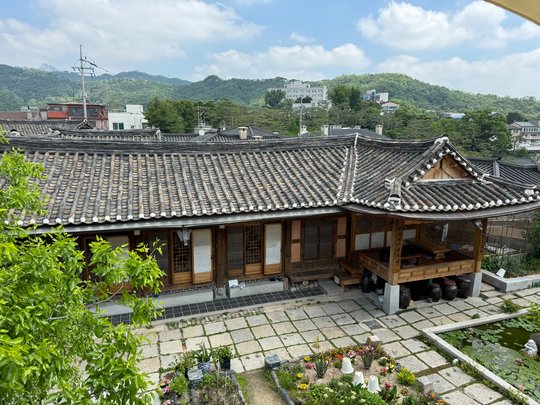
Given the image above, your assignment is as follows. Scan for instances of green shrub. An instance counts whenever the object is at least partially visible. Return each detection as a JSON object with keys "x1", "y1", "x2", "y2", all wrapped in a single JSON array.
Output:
[
  {"x1": 169, "y1": 374, "x2": 188, "y2": 394},
  {"x1": 397, "y1": 368, "x2": 416, "y2": 385},
  {"x1": 500, "y1": 299, "x2": 521, "y2": 313}
]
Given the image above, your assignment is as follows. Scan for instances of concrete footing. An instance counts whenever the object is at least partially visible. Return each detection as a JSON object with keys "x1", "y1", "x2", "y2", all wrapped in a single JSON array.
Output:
[
  {"x1": 228, "y1": 279, "x2": 284, "y2": 298},
  {"x1": 383, "y1": 283, "x2": 400, "y2": 314}
]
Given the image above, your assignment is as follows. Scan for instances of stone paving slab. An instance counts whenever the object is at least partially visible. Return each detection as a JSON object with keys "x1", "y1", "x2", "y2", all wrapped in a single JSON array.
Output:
[
  {"x1": 230, "y1": 328, "x2": 254, "y2": 343},
  {"x1": 332, "y1": 313, "x2": 355, "y2": 325},
  {"x1": 141, "y1": 343, "x2": 159, "y2": 359},
  {"x1": 370, "y1": 328, "x2": 400, "y2": 343},
  {"x1": 273, "y1": 321, "x2": 297, "y2": 334},
  {"x1": 320, "y1": 326, "x2": 346, "y2": 340},
  {"x1": 159, "y1": 328, "x2": 182, "y2": 342},
  {"x1": 380, "y1": 314, "x2": 408, "y2": 328},
  {"x1": 280, "y1": 332, "x2": 305, "y2": 346},
  {"x1": 300, "y1": 330, "x2": 323, "y2": 343},
  {"x1": 463, "y1": 383, "x2": 503, "y2": 404},
  {"x1": 382, "y1": 341, "x2": 411, "y2": 358},
  {"x1": 209, "y1": 332, "x2": 233, "y2": 348},
  {"x1": 252, "y1": 324, "x2": 276, "y2": 338},
  {"x1": 286, "y1": 308, "x2": 308, "y2": 320},
  {"x1": 259, "y1": 336, "x2": 283, "y2": 351},
  {"x1": 418, "y1": 373, "x2": 455, "y2": 394},
  {"x1": 203, "y1": 321, "x2": 226, "y2": 335},
  {"x1": 303, "y1": 305, "x2": 327, "y2": 318},
  {"x1": 442, "y1": 390, "x2": 481, "y2": 405},
  {"x1": 160, "y1": 339, "x2": 183, "y2": 355},
  {"x1": 321, "y1": 303, "x2": 344, "y2": 315},
  {"x1": 185, "y1": 336, "x2": 209, "y2": 351},
  {"x1": 340, "y1": 323, "x2": 368, "y2": 336},
  {"x1": 398, "y1": 354, "x2": 429, "y2": 373},
  {"x1": 224, "y1": 317, "x2": 248, "y2": 330},
  {"x1": 293, "y1": 318, "x2": 317, "y2": 332},
  {"x1": 401, "y1": 338, "x2": 429, "y2": 353},
  {"x1": 338, "y1": 300, "x2": 362, "y2": 312},
  {"x1": 416, "y1": 350, "x2": 449, "y2": 369},
  {"x1": 246, "y1": 314, "x2": 268, "y2": 326},
  {"x1": 348, "y1": 309, "x2": 373, "y2": 322},
  {"x1": 236, "y1": 340, "x2": 262, "y2": 356},
  {"x1": 159, "y1": 354, "x2": 176, "y2": 370},
  {"x1": 265, "y1": 310, "x2": 289, "y2": 323},
  {"x1": 393, "y1": 325, "x2": 418, "y2": 339},
  {"x1": 312, "y1": 316, "x2": 337, "y2": 329},
  {"x1": 287, "y1": 344, "x2": 311, "y2": 359},
  {"x1": 399, "y1": 310, "x2": 426, "y2": 323},
  {"x1": 331, "y1": 336, "x2": 356, "y2": 348},
  {"x1": 240, "y1": 354, "x2": 265, "y2": 371},
  {"x1": 438, "y1": 366, "x2": 475, "y2": 387},
  {"x1": 182, "y1": 325, "x2": 204, "y2": 338}
]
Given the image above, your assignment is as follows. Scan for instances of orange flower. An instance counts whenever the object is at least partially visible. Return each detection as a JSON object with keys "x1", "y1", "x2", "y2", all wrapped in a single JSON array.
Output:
[{"x1": 335, "y1": 354, "x2": 344, "y2": 360}]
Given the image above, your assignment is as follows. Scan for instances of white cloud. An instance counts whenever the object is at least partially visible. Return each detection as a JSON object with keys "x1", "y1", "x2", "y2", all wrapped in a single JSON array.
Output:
[
  {"x1": 233, "y1": 0, "x2": 272, "y2": 5},
  {"x1": 376, "y1": 48, "x2": 540, "y2": 99},
  {"x1": 290, "y1": 32, "x2": 315, "y2": 44},
  {"x1": 357, "y1": 1, "x2": 540, "y2": 50},
  {"x1": 0, "y1": 0, "x2": 262, "y2": 70},
  {"x1": 191, "y1": 43, "x2": 370, "y2": 80}
]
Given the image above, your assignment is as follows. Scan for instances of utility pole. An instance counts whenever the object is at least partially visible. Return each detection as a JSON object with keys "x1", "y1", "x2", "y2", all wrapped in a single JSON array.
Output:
[{"x1": 72, "y1": 45, "x2": 95, "y2": 120}]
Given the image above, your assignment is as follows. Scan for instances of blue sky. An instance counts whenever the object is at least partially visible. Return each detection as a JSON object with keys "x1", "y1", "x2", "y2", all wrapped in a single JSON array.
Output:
[{"x1": 1, "y1": 0, "x2": 539, "y2": 98}]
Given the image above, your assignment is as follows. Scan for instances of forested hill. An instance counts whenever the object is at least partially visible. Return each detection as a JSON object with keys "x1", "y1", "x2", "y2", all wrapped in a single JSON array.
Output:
[{"x1": 1, "y1": 64, "x2": 539, "y2": 116}]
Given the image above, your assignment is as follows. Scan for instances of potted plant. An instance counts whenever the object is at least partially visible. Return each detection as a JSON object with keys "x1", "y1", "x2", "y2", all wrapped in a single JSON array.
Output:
[
  {"x1": 195, "y1": 343, "x2": 212, "y2": 374},
  {"x1": 213, "y1": 346, "x2": 234, "y2": 370},
  {"x1": 174, "y1": 351, "x2": 196, "y2": 377}
]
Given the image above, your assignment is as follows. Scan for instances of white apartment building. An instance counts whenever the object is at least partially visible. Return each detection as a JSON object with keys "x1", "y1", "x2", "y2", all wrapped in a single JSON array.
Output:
[
  {"x1": 108, "y1": 104, "x2": 147, "y2": 130},
  {"x1": 362, "y1": 90, "x2": 389, "y2": 103},
  {"x1": 270, "y1": 80, "x2": 327, "y2": 108}
]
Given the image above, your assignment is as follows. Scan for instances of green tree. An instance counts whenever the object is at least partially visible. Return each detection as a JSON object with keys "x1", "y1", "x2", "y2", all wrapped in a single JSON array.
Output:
[
  {"x1": 506, "y1": 111, "x2": 526, "y2": 124},
  {"x1": 459, "y1": 110, "x2": 512, "y2": 157},
  {"x1": 0, "y1": 136, "x2": 164, "y2": 404},
  {"x1": 144, "y1": 97, "x2": 184, "y2": 132},
  {"x1": 264, "y1": 89, "x2": 286, "y2": 108}
]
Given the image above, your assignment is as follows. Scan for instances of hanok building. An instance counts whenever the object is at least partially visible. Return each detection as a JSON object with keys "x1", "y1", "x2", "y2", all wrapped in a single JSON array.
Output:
[{"x1": 4, "y1": 134, "x2": 540, "y2": 314}]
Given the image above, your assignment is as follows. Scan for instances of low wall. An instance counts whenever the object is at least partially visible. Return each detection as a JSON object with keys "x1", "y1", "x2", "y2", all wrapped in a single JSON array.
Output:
[{"x1": 482, "y1": 269, "x2": 540, "y2": 292}]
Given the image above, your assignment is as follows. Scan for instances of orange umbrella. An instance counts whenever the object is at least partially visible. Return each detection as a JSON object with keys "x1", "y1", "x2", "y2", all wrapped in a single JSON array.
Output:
[{"x1": 485, "y1": 0, "x2": 540, "y2": 25}]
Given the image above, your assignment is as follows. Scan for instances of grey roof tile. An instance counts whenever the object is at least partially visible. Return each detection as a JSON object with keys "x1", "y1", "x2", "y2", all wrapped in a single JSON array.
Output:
[{"x1": 2, "y1": 135, "x2": 539, "y2": 227}]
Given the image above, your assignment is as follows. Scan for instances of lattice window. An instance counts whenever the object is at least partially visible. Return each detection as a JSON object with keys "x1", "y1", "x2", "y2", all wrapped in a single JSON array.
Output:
[
  {"x1": 245, "y1": 225, "x2": 262, "y2": 265},
  {"x1": 172, "y1": 232, "x2": 191, "y2": 273}
]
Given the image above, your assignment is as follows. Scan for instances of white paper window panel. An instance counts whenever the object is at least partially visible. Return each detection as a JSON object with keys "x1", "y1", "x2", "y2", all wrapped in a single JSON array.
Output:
[
  {"x1": 106, "y1": 235, "x2": 130, "y2": 259},
  {"x1": 193, "y1": 229, "x2": 212, "y2": 274},
  {"x1": 404, "y1": 229, "x2": 417, "y2": 241},
  {"x1": 355, "y1": 233, "x2": 370, "y2": 250},
  {"x1": 265, "y1": 224, "x2": 282, "y2": 265},
  {"x1": 371, "y1": 231, "x2": 385, "y2": 248}
]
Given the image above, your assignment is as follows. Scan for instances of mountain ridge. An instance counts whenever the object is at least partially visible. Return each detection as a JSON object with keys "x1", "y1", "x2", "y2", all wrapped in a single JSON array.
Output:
[{"x1": 0, "y1": 64, "x2": 539, "y2": 116}]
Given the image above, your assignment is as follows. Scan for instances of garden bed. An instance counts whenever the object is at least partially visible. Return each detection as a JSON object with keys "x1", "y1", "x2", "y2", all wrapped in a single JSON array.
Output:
[
  {"x1": 482, "y1": 269, "x2": 540, "y2": 293},
  {"x1": 267, "y1": 344, "x2": 445, "y2": 405}
]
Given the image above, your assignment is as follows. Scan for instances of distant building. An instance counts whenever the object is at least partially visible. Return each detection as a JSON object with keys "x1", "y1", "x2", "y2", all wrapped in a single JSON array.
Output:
[
  {"x1": 510, "y1": 120, "x2": 540, "y2": 151},
  {"x1": 362, "y1": 90, "x2": 389, "y2": 103},
  {"x1": 442, "y1": 112, "x2": 466, "y2": 120},
  {"x1": 381, "y1": 101, "x2": 400, "y2": 114},
  {"x1": 108, "y1": 104, "x2": 146, "y2": 130},
  {"x1": 269, "y1": 80, "x2": 327, "y2": 108},
  {"x1": 46, "y1": 102, "x2": 108, "y2": 130}
]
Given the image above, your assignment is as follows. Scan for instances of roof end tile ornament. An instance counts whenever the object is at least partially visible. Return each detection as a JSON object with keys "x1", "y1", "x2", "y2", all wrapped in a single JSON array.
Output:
[{"x1": 384, "y1": 177, "x2": 402, "y2": 211}]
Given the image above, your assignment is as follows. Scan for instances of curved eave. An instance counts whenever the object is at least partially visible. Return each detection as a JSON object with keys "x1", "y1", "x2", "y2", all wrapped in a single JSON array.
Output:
[
  {"x1": 343, "y1": 201, "x2": 540, "y2": 220},
  {"x1": 27, "y1": 206, "x2": 345, "y2": 235}
]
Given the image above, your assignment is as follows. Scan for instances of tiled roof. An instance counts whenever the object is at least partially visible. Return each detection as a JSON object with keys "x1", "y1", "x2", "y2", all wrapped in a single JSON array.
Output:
[
  {"x1": 2, "y1": 135, "x2": 540, "y2": 228},
  {"x1": 0, "y1": 120, "x2": 91, "y2": 137},
  {"x1": 52, "y1": 129, "x2": 162, "y2": 142},
  {"x1": 470, "y1": 158, "x2": 540, "y2": 186}
]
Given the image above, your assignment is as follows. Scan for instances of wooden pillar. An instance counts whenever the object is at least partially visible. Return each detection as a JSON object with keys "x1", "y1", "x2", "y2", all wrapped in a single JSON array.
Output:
[
  {"x1": 388, "y1": 219, "x2": 404, "y2": 285},
  {"x1": 349, "y1": 213, "x2": 357, "y2": 254},
  {"x1": 473, "y1": 218, "x2": 488, "y2": 273},
  {"x1": 215, "y1": 227, "x2": 226, "y2": 287}
]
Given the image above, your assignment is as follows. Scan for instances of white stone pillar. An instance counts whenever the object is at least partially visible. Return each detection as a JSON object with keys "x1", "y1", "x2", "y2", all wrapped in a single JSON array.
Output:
[
  {"x1": 469, "y1": 272, "x2": 482, "y2": 297},
  {"x1": 383, "y1": 283, "x2": 400, "y2": 315}
]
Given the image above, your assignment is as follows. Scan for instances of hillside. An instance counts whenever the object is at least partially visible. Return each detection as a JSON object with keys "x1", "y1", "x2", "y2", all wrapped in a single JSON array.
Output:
[{"x1": 1, "y1": 64, "x2": 539, "y2": 116}]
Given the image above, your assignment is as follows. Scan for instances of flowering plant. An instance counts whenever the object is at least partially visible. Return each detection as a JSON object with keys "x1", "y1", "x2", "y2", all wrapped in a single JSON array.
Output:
[
  {"x1": 358, "y1": 345, "x2": 377, "y2": 369},
  {"x1": 314, "y1": 354, "x2": 330, "y2": 378}
]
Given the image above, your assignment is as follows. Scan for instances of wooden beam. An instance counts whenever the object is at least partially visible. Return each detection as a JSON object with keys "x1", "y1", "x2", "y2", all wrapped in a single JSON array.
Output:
[
  {"x1": 388, "y1": 219, "x2": 404, "y2": 285},
  {"x1": 473, "y1": 218, "x2": 488, "y2": 273}
]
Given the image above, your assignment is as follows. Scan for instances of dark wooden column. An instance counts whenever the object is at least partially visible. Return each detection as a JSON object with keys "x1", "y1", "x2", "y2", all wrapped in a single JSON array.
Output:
[
  {"x1": 388, "y1": 219, "x2": 404, "y2": 285},
  {"x1": 215, "y1": 227, "x2": 226, "y2": 287}
]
